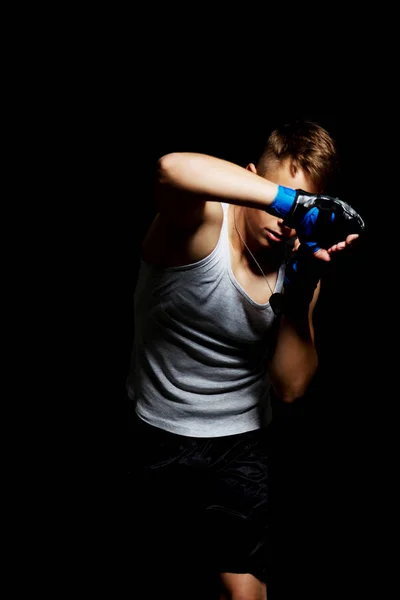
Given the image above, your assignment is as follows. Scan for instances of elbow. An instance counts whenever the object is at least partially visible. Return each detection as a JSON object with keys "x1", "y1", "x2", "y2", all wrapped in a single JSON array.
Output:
[
  {"x1": 155, "y1": 152, "x2": 185, "y2": 186},
  {"x1": 279, "y1": 384, "x2": 309, "y2": 404},
  {"x1": 272, "y1": 367, "x2": 318, "y2": 404}
]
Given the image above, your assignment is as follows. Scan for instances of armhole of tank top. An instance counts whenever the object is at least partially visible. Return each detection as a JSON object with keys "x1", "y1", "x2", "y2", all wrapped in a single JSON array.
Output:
[{"x1": 140, "y1": 202, "x2": 228, "y2": 273}]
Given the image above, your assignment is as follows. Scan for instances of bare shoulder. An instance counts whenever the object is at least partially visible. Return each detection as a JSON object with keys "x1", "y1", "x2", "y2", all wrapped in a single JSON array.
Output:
[{"x1": 141, "y1": 201, "x2": 224, "y2": 267}]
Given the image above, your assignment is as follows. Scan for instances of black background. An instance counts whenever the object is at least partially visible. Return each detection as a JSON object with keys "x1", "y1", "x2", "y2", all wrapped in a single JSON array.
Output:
[{"x1": 25, "y1": 20, "x2": 394, "y2": 598}]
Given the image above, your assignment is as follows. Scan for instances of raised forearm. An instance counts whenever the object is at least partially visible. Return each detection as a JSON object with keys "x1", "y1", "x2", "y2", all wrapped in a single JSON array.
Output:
[{"x1": 156, "y1": 152, "x2": 279, "y2": 208}]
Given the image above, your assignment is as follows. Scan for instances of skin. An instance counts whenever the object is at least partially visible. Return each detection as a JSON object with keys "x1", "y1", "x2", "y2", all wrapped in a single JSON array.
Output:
[{"x1": 141, "y1": 152, "x2": 358, "y2": 600}]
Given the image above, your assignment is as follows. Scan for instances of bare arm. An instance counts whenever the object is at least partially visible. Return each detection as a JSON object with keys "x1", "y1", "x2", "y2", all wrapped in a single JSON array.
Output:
[
  {"x1": 155, "y1": 152, "x2": 279, "y2": 225},
  {"x1": 267, "y1": 232, "x2": 358, "y2": 403},
  {"x1": 268, "y1": 286, "x2": 320, "y2": 403}
]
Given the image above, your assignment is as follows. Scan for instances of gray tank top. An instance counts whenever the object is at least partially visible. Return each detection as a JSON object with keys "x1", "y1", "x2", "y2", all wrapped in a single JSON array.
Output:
[{"x1": 127, "y1": 203, "x2": 286, "y2": 437}]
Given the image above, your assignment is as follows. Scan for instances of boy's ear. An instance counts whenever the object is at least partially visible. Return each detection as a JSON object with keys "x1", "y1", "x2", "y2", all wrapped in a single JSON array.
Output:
[{"x1": 246, "y1": 163, "x2": 257, "y2": 174}]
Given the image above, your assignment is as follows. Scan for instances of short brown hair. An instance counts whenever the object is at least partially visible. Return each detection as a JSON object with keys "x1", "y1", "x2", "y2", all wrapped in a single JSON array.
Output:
[{"x1": 256, "y1": 120, "x2": 339, "y2": 193}]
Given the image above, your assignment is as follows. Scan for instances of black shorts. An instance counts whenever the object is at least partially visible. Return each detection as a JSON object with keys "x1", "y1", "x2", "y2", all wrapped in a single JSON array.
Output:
[{"x1": 129, "y1": 412, "x2": 270, "y2": 593}]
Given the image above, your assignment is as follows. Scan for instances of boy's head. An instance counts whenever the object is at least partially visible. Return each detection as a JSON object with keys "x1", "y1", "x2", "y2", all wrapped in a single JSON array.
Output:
[{"x1": 256, "y1": 120, "x2": 338, "y2": 194}]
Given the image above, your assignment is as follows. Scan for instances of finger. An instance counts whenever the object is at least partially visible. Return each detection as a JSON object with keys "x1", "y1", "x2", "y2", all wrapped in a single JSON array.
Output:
[
  {"x1": 346, "y1": 233, "x2": 359, "y2": 244},
  {"x1": 313, "y1": 248, "x2": 331, "y2": 262},
  {"x1": 327, "y1": 243, "x2": 344, "y2": 253},
  {"x1": 333, "y1": 241, "x2": 347, "y2": 251},
  {"x1": 328, "y1": 236, "x2": 358, "y2": 253}
]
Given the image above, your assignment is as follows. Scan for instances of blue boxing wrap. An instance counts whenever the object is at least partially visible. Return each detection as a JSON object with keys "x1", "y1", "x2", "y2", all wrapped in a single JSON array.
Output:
[
  {"x1": 270, "y1": 185, "x2": 297, "y2": 218},
  {"x1": 269, "y1": 243, "x2": 325, "y2": 318},
  {"x1": 282, "y1": 243, "x2": 326, "y2": 315},
  {"x1": 301, "y1": 209, "x2": 335, "y2": 254}
]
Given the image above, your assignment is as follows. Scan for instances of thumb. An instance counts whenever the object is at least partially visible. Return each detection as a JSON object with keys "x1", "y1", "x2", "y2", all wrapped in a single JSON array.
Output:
[{"x1": 313, "y1": 247, "x2": 331, "y2": 262}]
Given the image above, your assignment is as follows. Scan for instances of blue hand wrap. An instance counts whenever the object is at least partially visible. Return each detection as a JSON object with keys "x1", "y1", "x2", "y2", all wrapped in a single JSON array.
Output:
[
  {"x1": 301, "y1": 208, "x2": 335, "y2": 253},
  {"x1": 283, "y1": 243, "x2": 326, "y2": 311},
  {"x1": 270, "y1": 185, "x2": 297, "y2": 218}
]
